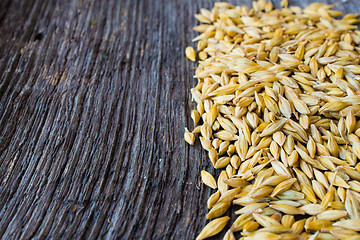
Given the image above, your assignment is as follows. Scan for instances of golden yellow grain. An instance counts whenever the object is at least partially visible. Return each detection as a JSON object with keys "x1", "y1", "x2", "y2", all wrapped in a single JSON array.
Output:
[
  {"x1": 260, "y1": 119, "x2": 287, "y2": 137},
  {"x1": 270, "y1": 178, "x2": 297, "y2": 197},
  {"x1": 270, "y1": 204, "x2": 305, "y2": 215},
  {"x1": 321, "y1": 187, "x2": 334, "y2": 209},
  {"x1": 312, "y1": 180, "x2": 326, "y2": 200},
  {"x1": 333, "y1": 219, "x2": 360, "y2": 231},
  {"x1": 201, "y1": 170, "x2": 217, "y2": 189},
  {"x1": 291, "y1": 219, "x2": 306, "y2": 235},
  {"x1": 306, "y1": 219, "x2": 332, "y2": 231},
  {"x1": 317, "y1": 210, "x2": 348, "y2": 221},
  {"x1": 231, "y1": 213, "x2": 253, "y2": 232},
  {"x1": 191, "y1": 109, "x2": 200, "y2": 126},
  {"x1": 235, "y1": 203, "x2": 269, "y2": 215},
  {"x1": 253, "y1": 213, "x2": 282, "y2": 228},
  {"x1": 185, "y1": 46, "x2": 196, "y2": 61},
  {"x1": 207, "y1": 190, "x2": 220, "y2": 209},
  {"x1": 198, "y1": 51, "x2": 208, "y2": 61},
  {"x1": 218, "y1": 188, "x2": 241, "y2": 203},
  {"x1": 218, "y1": 171, "x2": 229, "y2": 195},
  {"x1": 301, "y1": 184, "x2": 317, "y2": 203},
  {"x1": 281, "y1": 215, "x2": 295, "y2": 228},
  {"x1": 184, "y1": 127, "x2": 195, "y2": 145},
  {"x1": 206, "y1": 202, "x2": 231, "y2": 219},
  {"x1": 196, "y1": 216, "x2": 230, "y2": 240},
  {"x1": 243, "y1": 221, "x2": 260, "y2": 232},
  {"x1": 262, "y1": 175, "x2": 289, "y2": 187}
]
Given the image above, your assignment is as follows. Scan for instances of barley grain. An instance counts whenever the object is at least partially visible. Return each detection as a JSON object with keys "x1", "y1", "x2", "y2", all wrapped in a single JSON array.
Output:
[
  {"x1": 201, "y1": 170, "x2": 217, "y2": 189},
  {"x1": 185, "y1": 46, "x2": 196, "y2": 62},
  {"x1": 196, "y1": 216, "x2": 230, "y2": 240}
]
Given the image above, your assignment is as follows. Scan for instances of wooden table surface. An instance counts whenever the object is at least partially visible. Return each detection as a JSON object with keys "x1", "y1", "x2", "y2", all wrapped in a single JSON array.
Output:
[{"x1": 0, "y1": 0, "x2": 358, "y2": 239}]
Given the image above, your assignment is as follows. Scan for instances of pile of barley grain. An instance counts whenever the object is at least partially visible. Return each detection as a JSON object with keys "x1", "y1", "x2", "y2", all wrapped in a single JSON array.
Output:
[{"x1": 184, "y1": 1, "x2": 360, "y2": 239}]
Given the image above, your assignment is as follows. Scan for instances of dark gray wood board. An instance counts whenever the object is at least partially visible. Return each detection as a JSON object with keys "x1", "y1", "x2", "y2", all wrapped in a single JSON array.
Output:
[{"x1": 0, "y1": 0, "x2": 358, "y2": 239}]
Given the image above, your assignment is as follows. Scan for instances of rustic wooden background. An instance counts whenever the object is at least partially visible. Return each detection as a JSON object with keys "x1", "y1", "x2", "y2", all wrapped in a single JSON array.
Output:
[{"x1": 0, "y1": 0, "x2": 358, "y2": 239}]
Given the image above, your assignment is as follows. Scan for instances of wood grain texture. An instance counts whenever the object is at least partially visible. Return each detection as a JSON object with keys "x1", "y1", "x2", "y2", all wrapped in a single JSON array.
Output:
[{"x1": 0, "y1": 0, "x2": 359, "y2": 239}]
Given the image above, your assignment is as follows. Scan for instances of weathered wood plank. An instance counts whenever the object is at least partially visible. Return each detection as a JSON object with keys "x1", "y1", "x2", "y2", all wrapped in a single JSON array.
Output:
[{"x1": 0, "y1": 0, "x2": 359, "y2": 239}]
